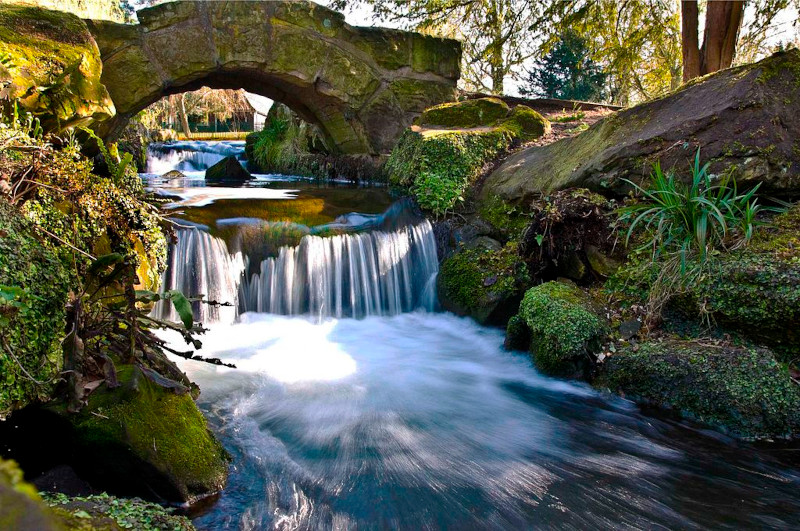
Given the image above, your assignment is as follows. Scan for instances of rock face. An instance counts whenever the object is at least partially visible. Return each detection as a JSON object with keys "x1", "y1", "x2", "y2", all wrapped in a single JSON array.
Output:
[
  {"x1": 86, "y1": 0, "x2": 460, "y2": 154},
  {"x1": 484, "y1": 50, "x2": 800, "y2": 202},
  {"x1": 205, "y1": 156, "x2": 252, "y2": 183},
  {"x1": 600, "y1": 340, "x2": 800, "y2": 439},
  {"x1": 0, "y1": 5, "x2": 115, "y2": 130},
  {"x1": 0, "y1": 200, "x2": 69, "y2": 419}
]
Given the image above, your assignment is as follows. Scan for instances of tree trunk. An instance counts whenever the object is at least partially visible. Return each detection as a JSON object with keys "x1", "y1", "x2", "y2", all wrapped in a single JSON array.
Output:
[
  {"x1": 178, "y1": 93, "x2": 191, "y2": 139},
  {"x1": 487, "y1": 0, "x2": 505, "y2": 95},
  {"x1": 681, "y1": 0, "x2": 701, "y2": 81},
  {"x1": 681, "y1": 0, "x2": 744, "y2": 82},
  {"x1": 700, "y1": 0, "x2": 744, "y2": 74}
]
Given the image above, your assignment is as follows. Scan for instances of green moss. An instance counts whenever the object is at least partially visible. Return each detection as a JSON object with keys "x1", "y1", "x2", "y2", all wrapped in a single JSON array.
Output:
[
  {"x1": 44, "y1": 492, "x2": 194, "y2": 531},
  {"x1": 438, "y1": 242, "x2": 530, "y2": 324},
  {"x1": 478, "y1": 195, "x2": 531, "y2": 239},
  {"x1": 419, "y1": 97, "x2": 510, "y2": 128},
  {"x1": 517, "y1": 281, "x2": 607, "y2": 377},
  {"x1": 0, "y1": 459, "x2": 62, "y2": 530},
  {"x1": 69, "y1": 365, "x2": 229, "y2": 503},
  {"x1": 0, "y1": 5, "x2": 115, "y2": 128},
  {"x1": 600, "y1": 340, "x2": 800, "y2": 439},
  {"x1": 501, "y1": 105, "x2": 551, "y2": 140},
  {"x1": 0, "y1": 200, "x2": 69, "y2": 419}
]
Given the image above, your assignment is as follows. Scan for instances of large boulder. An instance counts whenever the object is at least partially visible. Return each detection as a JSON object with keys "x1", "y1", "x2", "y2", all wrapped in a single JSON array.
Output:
[
  {"x1": 600, "y1": 339, "x2": 800, "y2": 440},
  {"x1": 205, "y1": 156, "x2": 252, "y2": 183},
  {"x1": 1, "y1": 365, "x2": 229, "y2": 505},
  {"x1": 484, "y1": 50, "x2": 800, "y2": 203},
  {"x1": 0, "y1": 199, "x2": 69, "y2": 419},
  {"x1": 0, "y1": 5, "x2": 115, "y2": 130}
]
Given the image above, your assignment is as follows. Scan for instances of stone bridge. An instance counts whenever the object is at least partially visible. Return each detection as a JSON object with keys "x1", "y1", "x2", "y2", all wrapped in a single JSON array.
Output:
[{"x1": 87, "y1": 0, "x2": 461, "y2": 154}]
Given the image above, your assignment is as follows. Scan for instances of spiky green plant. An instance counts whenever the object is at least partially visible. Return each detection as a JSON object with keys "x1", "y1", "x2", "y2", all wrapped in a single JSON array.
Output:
[{"x1": 617, "y1": 150, "x2": 782, "y2": 321}]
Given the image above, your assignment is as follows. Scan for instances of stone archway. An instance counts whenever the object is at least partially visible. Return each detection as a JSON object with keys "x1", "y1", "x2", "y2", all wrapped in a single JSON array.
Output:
[{"x1": 87, "y1": 0, "x2": 461, "y2": 154}]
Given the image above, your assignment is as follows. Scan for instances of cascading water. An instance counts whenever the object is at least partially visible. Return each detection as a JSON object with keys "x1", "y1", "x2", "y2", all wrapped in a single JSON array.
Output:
[
  {"x1": 145, "y1": 140, "x2": 247, "y2": 175},
  {"x1": 144, "y1": 142, "x2": 800, "y2": 530},
  {"x1": 153, "y1": 207, "x2": 438, "y2": 323},
  {"x1": 153, "y1": 227, "x2": 245, "y2": 325},
  {"x1": 239, "y1": 221, "x2": 437, "y2": 318}
]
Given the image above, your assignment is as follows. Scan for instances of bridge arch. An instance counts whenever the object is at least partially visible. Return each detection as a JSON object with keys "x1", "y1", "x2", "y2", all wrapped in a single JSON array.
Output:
[{"x1": 87, "y1": 0, "x2": 460, "y2": 154}]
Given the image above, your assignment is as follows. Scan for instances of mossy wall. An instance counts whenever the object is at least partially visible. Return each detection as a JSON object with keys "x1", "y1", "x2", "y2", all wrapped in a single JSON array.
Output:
[{"x1": 0, "y1": 199, "x2": 69, "y2": 419}]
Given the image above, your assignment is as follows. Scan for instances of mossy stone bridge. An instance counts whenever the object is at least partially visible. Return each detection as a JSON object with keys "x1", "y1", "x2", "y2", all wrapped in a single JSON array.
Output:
[{"x1": 87, "y1": 0, "x2": 460, "y2": 154}]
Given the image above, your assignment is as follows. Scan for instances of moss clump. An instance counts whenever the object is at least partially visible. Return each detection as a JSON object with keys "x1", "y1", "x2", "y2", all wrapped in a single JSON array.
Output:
[
  {"x1": 0, "y1": 200, "x2": 69, "y2": 419},
  {"x1": 44, "y1": 492, "x2": 194, "y2": 531},
  {"x1": 502, "y1": 105, "x2": 551, "y2": 140},
  {"x1": 478, "y1": 195, "x2": 531, "y2": 239},
  {"x1": 600, "y1": 339, "x2": 800, "y2": 439},
  {"x1": 68, "y1": 365, "x2": 229, "y2": 503},
  {"x1": 438, "y1": 242, "x2": 530, "y2": 324},
  {"x1": 419, "y1": 97, "x2": 510, "y2": 128},
  {"x1": 516, "y1": 281, "x2": 607, "y2": 377}
]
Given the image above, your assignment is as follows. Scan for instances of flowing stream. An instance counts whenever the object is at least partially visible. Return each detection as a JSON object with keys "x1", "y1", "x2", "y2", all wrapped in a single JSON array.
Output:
[{"x1": 146, "y1": 142, "x2": 800, "y2": 530}]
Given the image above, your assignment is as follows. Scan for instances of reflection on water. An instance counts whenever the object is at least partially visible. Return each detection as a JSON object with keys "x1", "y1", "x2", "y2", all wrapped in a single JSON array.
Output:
[{"x1": 162, "y1": 313, "x2": 800, "y2": 530}]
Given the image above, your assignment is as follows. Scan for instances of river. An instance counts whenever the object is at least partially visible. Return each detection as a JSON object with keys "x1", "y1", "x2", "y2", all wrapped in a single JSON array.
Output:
[{"x1": 144, "y1": 141, "x2": 800, "y2": 530}]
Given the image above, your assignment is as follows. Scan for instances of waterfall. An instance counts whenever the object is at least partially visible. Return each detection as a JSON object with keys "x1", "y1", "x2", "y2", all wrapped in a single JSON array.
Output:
[
  {"x1": 153, "y1": 220, "x2": 438, "y2": 324},
  {"x1": 146, "y1": 141, "x2": 246, "y2": 174},
  {"x1": 152, "y1": 228, "x2": 245, "y2": 325},
  {"x1": 239, "y1": 221, "x2": 438, "y2": 319}
]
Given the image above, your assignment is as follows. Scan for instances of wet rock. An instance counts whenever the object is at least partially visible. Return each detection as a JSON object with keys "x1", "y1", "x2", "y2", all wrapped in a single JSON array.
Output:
[
  {"x1": 161, "y1": 170, "x2": 186, "y2": 180},
  {"x1": 205, "y1": 156, "x2": 252, "y2": 183},
  {"x1": 512, "y1": 281, "x2": 607, "y2": 378},
  {"x1": 618, "y1": 319, "x2": 641, "y2": 340},
  {"x1": 586, "y1": 244, "x2": 620, "y2": 278}
]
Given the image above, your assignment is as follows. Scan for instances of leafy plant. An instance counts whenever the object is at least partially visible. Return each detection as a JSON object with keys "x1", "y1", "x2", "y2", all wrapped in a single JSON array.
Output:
[
  {"x1": 616, "y1": 149, "x2": 782, "y2": 320},
  {"x1": 80, "y1": 127, "x2": 135, "y2": 187}
]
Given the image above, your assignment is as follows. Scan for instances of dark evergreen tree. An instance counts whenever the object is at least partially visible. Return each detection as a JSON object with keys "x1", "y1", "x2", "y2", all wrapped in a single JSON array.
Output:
[{"x1": 521, "y1": 31, "x2": 607, "y2": 102}]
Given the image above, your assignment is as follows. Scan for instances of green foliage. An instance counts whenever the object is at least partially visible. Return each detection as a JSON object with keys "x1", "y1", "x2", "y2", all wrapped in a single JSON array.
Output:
[
  {"x1": 387, "y1": 128, "x2": 514, "y2": 215},
  {"x1": 250, "y1": 113, "x2": 322, "y2": 174},
  {"x1": 44, "y1": 491, "x2": 194, "y2": 530},
  {"x1": 0, "y1": 200, "x2": 69, "y2": 419},
  {"x1": 81, "y1": 127, "x2": 137, "y2": 190},
  {"x1": 616, "y1": 150, "x2": 779, "y2": 320},
  {"x1": 521, "y1": 30, "x2": 607, "y2": 102},
  {"x1": 478, "y1": 195, "x2": 531, "y2": 239},
  {"x1": 601, "y1": 340, "x2": 800, "y2": 439},
  {"x1": 517, "y1": 281, "x2": 607, "y2": 377}
]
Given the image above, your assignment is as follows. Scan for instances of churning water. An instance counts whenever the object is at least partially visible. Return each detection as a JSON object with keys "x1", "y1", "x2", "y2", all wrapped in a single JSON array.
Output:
[{"x1": 147, "y1": 142, "x2": 800, "y2": 530}]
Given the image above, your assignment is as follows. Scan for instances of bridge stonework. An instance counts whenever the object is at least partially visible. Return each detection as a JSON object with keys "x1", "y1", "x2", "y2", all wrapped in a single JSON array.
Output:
[{"x1": 87, "y1": 0, "x2": 461, "y2": 154}]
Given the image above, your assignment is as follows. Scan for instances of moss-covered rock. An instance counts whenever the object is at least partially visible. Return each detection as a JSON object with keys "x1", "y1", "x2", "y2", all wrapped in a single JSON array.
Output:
[
  {"x1": 0, "y1": 459, "x2": 63, "y2": 530},
  {"x1": 600, "y1": 339, "x2": 800, "y2": 439},
  {"x1": 0, "y1": 199, "x2": 69, "y2": 419},
  {"x1": 503, "y1": 105, "x2": 551, "y2": 141},
  {"x1": 438, "y1": 242, "x2": 530, "y2": 325},
  {"x1": 513, "y1": 281, "x2": 607, "y2": 378},
  {"x1": 419, "y1": 97, "x2": 510, "y2": 128},
  {"x1": 44, "y1": 492, "x2": 194, "y2": 531},
  {"x1": 63, "y1": 365, "x2": 228, "y2": 504},
  {"x1": 485, "y1": 49, "x2": 800, "y2": 203},
  {"x1": 0, "y1": 5, "x2": 115, "y2": 130}
]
